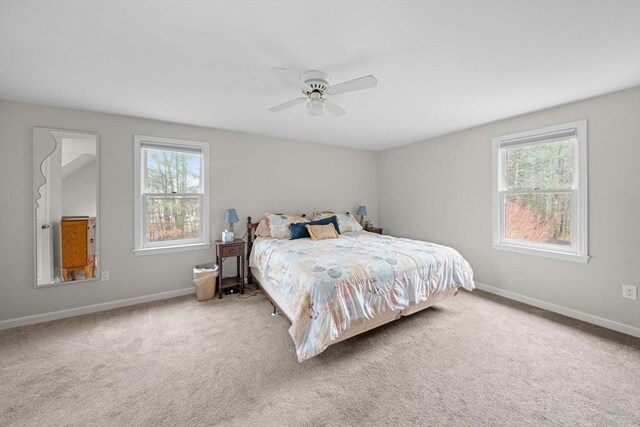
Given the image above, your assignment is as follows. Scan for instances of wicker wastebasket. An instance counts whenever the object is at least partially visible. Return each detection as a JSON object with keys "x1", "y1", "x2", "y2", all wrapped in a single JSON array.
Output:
[{"x1": 193, "y1": 263, "x2": 219, "y2": 301}]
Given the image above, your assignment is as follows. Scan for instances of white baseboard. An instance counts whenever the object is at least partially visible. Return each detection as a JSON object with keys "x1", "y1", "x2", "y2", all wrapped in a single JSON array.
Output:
[
  {"x1": 0, "y1": 287, "x2": 196, "y2": 330},
  {"x1": 3, "y1": 283, "x2": 637, "y2": 339},
  {"x1": 474, "y1": 282, "x2": 640, "y2": 338}
]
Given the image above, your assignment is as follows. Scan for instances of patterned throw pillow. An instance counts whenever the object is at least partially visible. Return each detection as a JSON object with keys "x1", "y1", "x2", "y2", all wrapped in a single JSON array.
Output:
[
  {"x1": 306, "y1": 223, "x2": 339, "y2": 240},
  {"x1": 264, "y1": 213, "x2": 309, "y2": 239},
  {"x1": 313, "y1": 209, "x2": 334, "y2": 219},
  {"x1": 312, "y1": 210, "x2": 334, "y2": 221},
  {"x1": 255, "y1": 219, "x2": 271, "y2": 237},
  {"x1": 314, "y1": 211, "x2": 363, "y2": 233}
]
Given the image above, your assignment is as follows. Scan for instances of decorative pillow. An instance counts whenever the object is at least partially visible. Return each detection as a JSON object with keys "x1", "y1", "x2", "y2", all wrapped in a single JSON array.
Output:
[
  {"x1": 290, "y1": 216, "x2": 341, "y2": 240},
  {"x1": 264, "y1": 213, "x2": 309, "y2": 239},
  {"x1": 307, "y1": 223, "x2": 339, "y2": 240},
  {"x1": 255, "y1": 219, "x2": 271, "y2": 237},
  {"x1": 313, "y1": 209, "x2": 334, "y2": 220},
  {"x1": 314, "y1": 212, "x2": 363, "y2": 233},
  {"x1": 339, "y1": 213, "x2": 364, "y2": 233}
]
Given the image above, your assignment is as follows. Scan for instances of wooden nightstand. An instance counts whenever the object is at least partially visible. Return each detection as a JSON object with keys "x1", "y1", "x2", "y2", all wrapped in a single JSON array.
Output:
[
  {"x1": 215, "y1": 239, "x2": 245, "y2": 299},
  {"x1": 366, "y1": 227, "x2": 384, "y2": 235}
]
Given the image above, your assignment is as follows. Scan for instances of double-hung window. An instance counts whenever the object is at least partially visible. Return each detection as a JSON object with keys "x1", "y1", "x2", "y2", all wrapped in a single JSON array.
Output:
[
  {"x1": 492, "y1": 121, "x2": 588, "y2": 263},
  {"x1": 134, "y1": 135, "x2": 210, "y2": 255}
]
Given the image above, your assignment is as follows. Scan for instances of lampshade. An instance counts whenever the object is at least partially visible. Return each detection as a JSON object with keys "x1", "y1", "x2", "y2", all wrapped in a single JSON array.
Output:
[
  {"x1": 357, "y1": 205, "x2": 367, "y2": 216},
  {"x1": 224, "y1": 209, "x2": 239, "y2": 224}
]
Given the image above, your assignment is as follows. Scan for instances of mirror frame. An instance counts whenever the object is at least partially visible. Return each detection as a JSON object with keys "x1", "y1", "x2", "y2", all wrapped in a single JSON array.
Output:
[{"x1": 33, "y1": 127, "x2": 100, "y2": 287}]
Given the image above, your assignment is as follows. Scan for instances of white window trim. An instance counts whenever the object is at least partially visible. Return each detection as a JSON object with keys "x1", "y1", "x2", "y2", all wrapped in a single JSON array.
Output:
[
  {"x1": 492, "y1": 120, "x2": 589, "y2": 263},
  {"x1": 133, "y1": 135, "x2": 210, "y2": 255}
]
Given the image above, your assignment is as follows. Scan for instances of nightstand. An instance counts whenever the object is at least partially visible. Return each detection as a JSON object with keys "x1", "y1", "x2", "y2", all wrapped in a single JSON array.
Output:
[
  {"x1": 215, "y1": 239, "x2": 245, "y2": 299},
  {"x1": 366, "y1": 227, "x2": 384, "y2": 235}
]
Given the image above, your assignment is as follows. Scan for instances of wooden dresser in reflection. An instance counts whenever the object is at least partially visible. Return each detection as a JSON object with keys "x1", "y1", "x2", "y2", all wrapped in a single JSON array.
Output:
[{"x1": 61, "y1": 217, "x2": 96, "y2": 281}]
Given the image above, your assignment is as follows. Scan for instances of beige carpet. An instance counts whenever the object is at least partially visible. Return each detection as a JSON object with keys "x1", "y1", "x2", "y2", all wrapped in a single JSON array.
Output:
[{"x1": 1, "y1": 289, "x2": 639, "y2": 426}]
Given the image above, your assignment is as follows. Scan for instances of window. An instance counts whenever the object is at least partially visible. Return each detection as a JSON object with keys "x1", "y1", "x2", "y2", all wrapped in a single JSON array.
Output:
[
  {"x1": 492, "y1": 121, "x2": 588, "y2": 263},
  {"x1": 134, "y1": 135, "x2": 210, "y2": 255}
]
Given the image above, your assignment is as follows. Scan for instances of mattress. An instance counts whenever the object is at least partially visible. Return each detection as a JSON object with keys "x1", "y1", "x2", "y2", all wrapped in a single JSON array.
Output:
[{"x1": 250, "y1": 231, "x2": 474, "y2": 361}]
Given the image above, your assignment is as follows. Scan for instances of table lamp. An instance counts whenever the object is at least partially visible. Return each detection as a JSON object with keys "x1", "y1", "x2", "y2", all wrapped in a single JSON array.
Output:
[
  {"x1": 223, "y1": 208, "x2": 239, "y2": 242},
  {"x1": 356, "y1": 205, "x2": 367, "y2": 227}
]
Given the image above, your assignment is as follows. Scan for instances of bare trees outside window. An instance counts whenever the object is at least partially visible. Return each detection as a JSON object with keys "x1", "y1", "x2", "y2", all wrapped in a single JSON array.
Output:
[
  {"x1": 493, "y1": 121, "x2": 588, "y2": 263},
  {"x1": 134, "y1": 136, "x2": 210, "y2": 254},
  {"x1": 144, "y1": 148, "x2": 202, "y2": 242}
]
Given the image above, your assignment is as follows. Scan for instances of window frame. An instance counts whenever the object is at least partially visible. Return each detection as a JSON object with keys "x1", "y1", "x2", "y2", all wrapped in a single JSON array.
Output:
[
  {"x1": 492, "y1": 121, "x2": 589, "y2": 263},
  {"x1": 133, "y1": 135, "x2": 210, "y2": 255}
]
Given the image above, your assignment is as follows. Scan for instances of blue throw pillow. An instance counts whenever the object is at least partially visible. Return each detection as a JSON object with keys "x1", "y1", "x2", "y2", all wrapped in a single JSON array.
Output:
[
  {"x1": 290, "y1": 222, "x2": 310, "y2": 240},
  {"x1": 290, "y1": 216, "x2": 340, "y2": 240}
]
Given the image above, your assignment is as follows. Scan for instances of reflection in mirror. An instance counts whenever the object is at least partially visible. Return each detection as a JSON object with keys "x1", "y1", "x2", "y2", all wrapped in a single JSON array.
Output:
[{"x1": 33, "y1": 128, "x2": 99, "y2": 286}]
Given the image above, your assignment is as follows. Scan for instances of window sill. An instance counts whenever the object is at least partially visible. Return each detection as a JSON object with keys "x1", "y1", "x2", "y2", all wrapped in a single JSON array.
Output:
[
  {"x1": 133, "y1": 242, "x2": 211, "y2": 256},
  {"x1": 492, "y1": 243, "x2": 589, "y2": 263}
]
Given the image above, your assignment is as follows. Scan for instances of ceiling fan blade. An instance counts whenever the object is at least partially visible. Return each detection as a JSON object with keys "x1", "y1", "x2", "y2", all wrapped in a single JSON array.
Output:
[
  {"x1": 327, "y1": 75, "x2": 378, "y2": 96},
  {"x1": 271, "y1": 67, "x2": 311, "y2": 92},
  {"x1": 325, "y1": 100, "x2": 346, "y2": 117},
  {"x1": 268, "y1": 97, "x2": 307, "y2": 112}
]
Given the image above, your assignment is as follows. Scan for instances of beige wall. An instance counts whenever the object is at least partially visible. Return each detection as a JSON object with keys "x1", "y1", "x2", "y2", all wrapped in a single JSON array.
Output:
[
  {"x1": 0, "y1": 100, "x2": 378, "y2": 321},
  {"x1": 379, "y1": 87, "x2": 640, "y2": 333},
  {"x1": 2, "y1": 89, "x2": 638, "y2": 334}
]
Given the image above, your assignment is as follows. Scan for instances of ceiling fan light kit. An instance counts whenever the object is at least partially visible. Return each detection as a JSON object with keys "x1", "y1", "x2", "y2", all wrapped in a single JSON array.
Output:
[
  {"x1": 269, "y1": 67, "x2": 378, "y2": 117},
  {"x1": 306, "y1": 94, "x2": 326, "y2": 116}
]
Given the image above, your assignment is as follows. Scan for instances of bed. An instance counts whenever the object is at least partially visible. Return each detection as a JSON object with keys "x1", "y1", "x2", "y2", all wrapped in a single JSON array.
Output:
[{"x1": 246, "y1": 216, "x2": 475, "y2": 361}]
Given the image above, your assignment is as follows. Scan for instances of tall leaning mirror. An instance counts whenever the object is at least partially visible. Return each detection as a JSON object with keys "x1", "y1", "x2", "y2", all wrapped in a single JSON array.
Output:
[{"x1": 33, "y1": 128, "x2": 99, "y2": 287}]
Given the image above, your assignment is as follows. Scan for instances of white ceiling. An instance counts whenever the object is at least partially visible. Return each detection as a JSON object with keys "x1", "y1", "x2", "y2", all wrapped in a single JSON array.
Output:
[{"x1": 1, "y1": 1, "x2": 638, "y2": 151}]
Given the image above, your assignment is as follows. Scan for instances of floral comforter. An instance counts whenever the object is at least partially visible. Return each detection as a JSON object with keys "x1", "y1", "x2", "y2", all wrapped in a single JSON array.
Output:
[{"x1": 249, "y1": 232, "x2": 474, "y2": 361}]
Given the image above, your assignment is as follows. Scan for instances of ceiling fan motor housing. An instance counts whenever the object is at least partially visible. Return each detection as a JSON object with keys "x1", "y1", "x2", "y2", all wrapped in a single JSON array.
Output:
[{"x1": 300, "y1": 70, "x2": 330, "y2": 94}]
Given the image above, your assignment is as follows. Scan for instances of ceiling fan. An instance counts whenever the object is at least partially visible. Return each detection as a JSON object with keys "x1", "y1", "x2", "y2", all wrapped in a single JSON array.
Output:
[{"x1": 268, "y1": 67, "x2": 378, "y2": 117}]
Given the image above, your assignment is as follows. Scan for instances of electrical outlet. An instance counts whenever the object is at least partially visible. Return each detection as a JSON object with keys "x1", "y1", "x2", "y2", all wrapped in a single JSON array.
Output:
[
  {"x1": 622, "y1": 284, "x2": 637, "y2": 300},
  {"x1": 101, "y1": 270, "x2": 110, "y2": 281}
]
